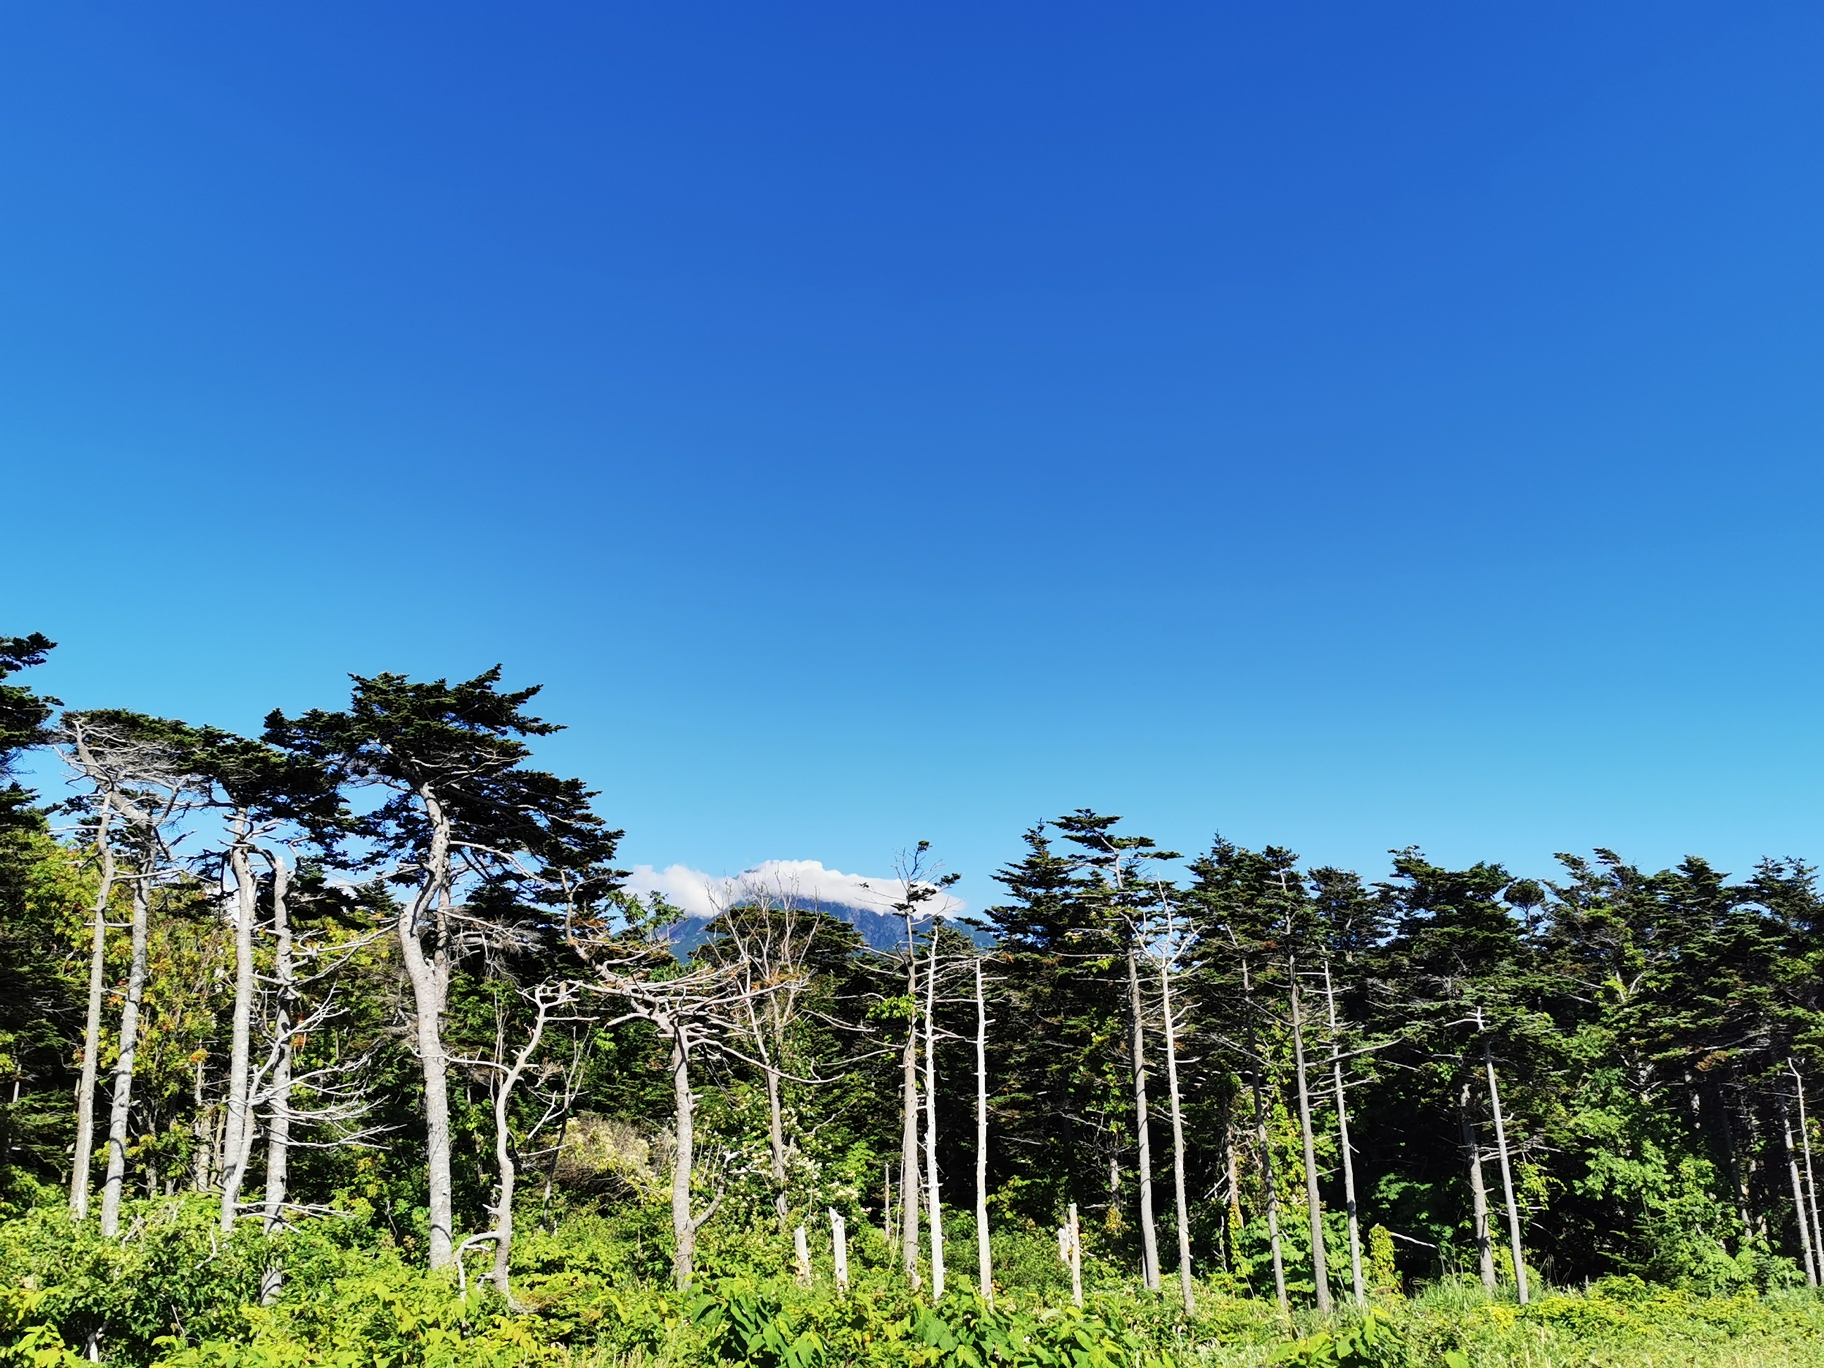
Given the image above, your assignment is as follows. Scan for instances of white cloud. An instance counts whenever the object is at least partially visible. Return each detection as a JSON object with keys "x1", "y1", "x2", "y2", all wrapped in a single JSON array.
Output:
[{"x1": 623, "y1": 859, "x2": 967, "y2": 921}]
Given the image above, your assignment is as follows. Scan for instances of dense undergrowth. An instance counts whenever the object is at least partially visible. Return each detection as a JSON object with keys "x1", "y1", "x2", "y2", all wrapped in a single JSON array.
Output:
[{"x1": 0, "y1": 1196, "x2": 1819, "y2": 1368}]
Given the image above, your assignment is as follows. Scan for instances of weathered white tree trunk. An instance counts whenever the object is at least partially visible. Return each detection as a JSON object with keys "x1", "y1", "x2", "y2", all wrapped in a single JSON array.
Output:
[
  {"x1": 1242, "y1": 963, "x2": 1288, "y2": 1312},
  {"x1": 398, "y1": 788, "x2": 455, "y2": 1269},
  {"x1": 99, "y1": 873, "x2": 151, "y2": 1236},
  {"x1": 1066, "y1": 1202, "x2": 1083, "y2": 1307},
  {"x1": 220, "y1": 817, "x2": 259, "y2": 1232},
  {"x1": 1127, "y1": 948, "x2": 1159, "y2": 1292},
  {"x1": 191, "y1": 1054, "x2": 213, "y2": 1193},
  {"x1": 923, "y1": 931, "x2": 945, "y2": 1299},
  {"x1": 1461, "y1": 1082, "x2": 1496, "y2": 1291},
  {"x1": 1159, "y1": 949, "x2": 1193, "y2": 1313},
  {"x1": 1483, "y1": 1038, "x2": 1529, "y2": 1303},
  {"x1": 262, "y1": 858, "x2": 294, "y2": 1235},
  {"x1": 1793, "y1": 1062, "x2": 1824, "y2": 1267},
  {"x1": 1322, "y1": 963, "x2": 1365, "y2": 1304},
  {"x1": 1781, "y1": 1096, "x2": 1817, "y2": 1285},
  {"x1": 1288, "y1": 964, "x2": 1330, "y2": 1312},
  {"x1": 765, "y1": 1062, "x2": 787, "y2": 1226},
  {"x1": 669, "y1": 1019, "x2": 699, "y2": 1289},
  {"x1": 70, "y1": 797, "x2": 115, "y2": 1220},
  {"x1": 899, "y1": 924, "x2": 922, "y2": 1290},
  {"x1": 973, "y1": 957, "x2": 993, "y2": 1307},
  {"x1": 830, "y1": 1208, "x2": 849, "y2": 1291}
]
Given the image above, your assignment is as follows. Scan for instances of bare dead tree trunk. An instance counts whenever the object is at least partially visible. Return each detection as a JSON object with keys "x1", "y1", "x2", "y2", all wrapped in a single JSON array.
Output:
[
  {"x1": 974, "y1": 956, "x2": 993, "y2": 1307},
  {"x1": 923, "y1": 929, "x2": 945, "y2": 1299},
  {"x1": 1067, "y1": 1202, "x2": 1083, "y2": 1308},
  {"x1": 262, "y1": 858, "x2": 294, "y2": 1235},
  {"x1": 191, "y1": 1054, "x2": 212, "y2": 1193},
  {"x1": 256, "y1": 858, "x2": 295, "y2": 1306},
  {"x1": 1242, "y1": 962, "x2": 1288, "y2": 1312},
  {"x1": 70, "y1": 797, "x2": 114, "y2": 1220},
  {"x1": 399, "y1": 788, "x2": 455, "y2": 1270},
  {"x1": 669, "y1": 1019, "x2": 700, "y2": 1289},
  {"x1": 1461, "y1": 1082, "x2": 1496, "y2": 1291},
  {"x1": 831, "y1": 1208, "x2": 849, "y2": 1292},
  {"x1": 1159, "y1": 944, "x2": 1193, "y2": 1313},
  {"x1": 899, "y1": 922, "x2": 922, "y2": 1290},
  {"x1": 220, "y1": 818, "x2": 258, "y2": 1232},
  {"x1": 486, "y1": 986, "x2": 568, "y2": 1304},
  {"x1": 1322, "y1": 962, "x2": 1364, "y2": 1305},
  {"x1": 99, "y1": 872, "x2": 150, "y2": 1236},
  {"x1": 1288, "y1": 960, "x2": 1330, "y2": 1312},
  {"x1": 1127, "y1": 948, "x2": 1159, "y2": 1292},
  {"x1": 1482, "y1": 1037, "x2": 1529, "y2": 1303},
  {"x1": 1792, "y1": 1061, "x2": 1824, "y2": 1272},
  {"x1": 1781, "y1": 1094, "x2": 1817, "y2": 1286}
]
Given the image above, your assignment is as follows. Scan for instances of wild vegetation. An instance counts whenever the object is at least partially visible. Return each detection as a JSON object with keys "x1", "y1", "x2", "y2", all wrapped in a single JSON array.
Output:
[{"x1": 2, "y1": 634, "x2": 1823, "y2": 1367}]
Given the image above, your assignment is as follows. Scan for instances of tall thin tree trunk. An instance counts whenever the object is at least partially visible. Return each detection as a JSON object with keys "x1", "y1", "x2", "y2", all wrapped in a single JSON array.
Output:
[
  {"x1": 191, "y1": 1054, "x2": 212, "y2": 1193},
  {"x1": 1242, "y1": 963, "x2": 1288, "y2": 1312},
  {"x1": 1224, "y1": 1117, "x2": 1241, "y2": 1274},
  {"x1": 765, "y1": 1063, "x2": 787, "y2": 1227},
  {"x1": 973, "y1": 957, "x2": 993, "y2": 1307},
  {"x1": 263, "y1": 859, "x2": 294, "y2": 1235},
  {"x1": 1288, "y1": 962, "x2": 1330, "y2": 1312},
  {"x1": 1323, "y1": 963, "x2": 1364, "y2": 1305},
  {"x1": 1781, "y1": 1095, "x2": 1817, "y2": 1286},
  {"x1": 1159, "y1": 947, "x2": 1193, "y2": 1313},
  {"x1": 220, "y1": 821, "x2": 258, "y2": 1232},
  {"x1": 1461, "y1": 1083, "x2": 1496, "y2": 1291},
  {"x1": 99, "y1": 872, "x2": 150, "y2": 1236},
  {"x1": 489, "y1": 989, "x2": 557, "y2": 1306},
  {"x1": 669, "y1": 1019, "x2": 698, "y2": 1289},
  {"x1": 1791, "y1": 1062, "x2": 1824, "y2": 1268},
  {"x1": 1128, "y1": 948, "x2": 1159, "y2": 1292},
  {"x1": 923, "y1": 930, "x2": 945, "y2": 1299},
  {"x1": 70, "y1": 798, "x2": 114, "y2": 1220},
  {"x1": 400, "y1": 791, "x2": 455, "y2": 1270},
  {"x1": 259, "y1": 856, "x2": 295, "y2": 1308},
  {"x1": 1482, "y1": 1038, "x2": 1529, "y2": 1303},
  {"x1": 899, "y1": 923, "x2": 921, "y2": 1290},
  {"x1": 1707, "y1": 1079, "x2": 1753, "y2": 1242}
]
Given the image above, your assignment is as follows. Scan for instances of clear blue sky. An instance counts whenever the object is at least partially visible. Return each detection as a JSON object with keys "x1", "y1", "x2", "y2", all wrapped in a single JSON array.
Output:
[{"x1": 6, "y1": 3, "x2": 1824, "y2": 910}]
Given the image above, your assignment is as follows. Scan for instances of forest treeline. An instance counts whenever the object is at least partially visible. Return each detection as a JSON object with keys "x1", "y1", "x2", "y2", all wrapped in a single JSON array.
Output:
[{"x1": 3, "y1": 633, "x2": 1824, "y2": 1342}]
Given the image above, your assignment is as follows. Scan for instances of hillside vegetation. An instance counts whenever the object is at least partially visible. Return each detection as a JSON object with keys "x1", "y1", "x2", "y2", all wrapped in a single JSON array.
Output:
[{"x1": 1, "y1": 636, "x2": 1822, "y2": 1366}]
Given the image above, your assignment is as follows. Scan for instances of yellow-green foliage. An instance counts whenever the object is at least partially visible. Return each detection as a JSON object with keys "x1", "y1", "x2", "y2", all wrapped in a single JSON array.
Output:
[{"x1": 3, "y1": 1207, "x2": 1824, "y2": 1368}]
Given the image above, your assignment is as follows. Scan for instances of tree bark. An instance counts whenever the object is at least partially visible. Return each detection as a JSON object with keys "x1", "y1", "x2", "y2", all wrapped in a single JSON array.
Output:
[
  {"x1": 1781, "y1": 1095, "x2": 1817, "y2": 1285},
  {"x1": 669, "y1": 1019, "x2": 698, "y2": 1289},
  {"x1": 488, "y1": 996, "x2": 551, "y2": 1304},
  {"x1": 1067, "y1": 1202, "x2": 1083, "y2": 1308},
  {"x1": 1482, "y1": 1038, "x2": 1529, "y2": 1303},
  {"x1": 1158, "y1": 947, "x2": 1193, "y2": 1313},
  {"x1": 262, "y1": 858, "x2": 294, "y2": 1235},
  {"x1": 191, "y1": 1054, "x2": 212, "y2": 1193},
  {"x1": 831, "y1": 1208, "x2": 850, "y2": 1292},
  {"x1": 923, "y1": 929, "x2": 945, "y2": 1299},
  {"x1": 1223, "y1": 1114, "x2": 1241, "y2": 1274},
  {"x1": 1792, "y1": 1062, "x2": 1824, "y2": 1272},
  {"x1": 70, "y1": 797, "x2": 114, "y2": 1220},
  {"x1": 1322, "y1": 963, "x2": 1365, "y2": 1305},
  {"x1": 397, "y1": 787, "x2": 456, "y2": 1269},
  {"x1": 98, "y1": 872, "x2": 150, "y2": 1236},
  {"x1": 220, "y1": 818, "x2": 258, "y2": 1232},
  {"x1": 899, "y1": 922, "x2": 921, "y2": 1290},
  {"x1": 765, "y1": 1061, "x2": 787, "y2": 1227},
  {"x1": 1242, "y1": 962, "x2": 1288, "y2": 1312},
  {"x1": 974, "y1": 957, "x2": 993, "y2": 1307},
  {"x1": 1288, "y1": 963, "x2": 1330, "y2": 1311},
  {"x1": 1127, "y1": 948, "x2": 1159, "y2": 1292},
  {"x1": 1461, "y1": 1082, "x2": 1496, "y2": 1292}
]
